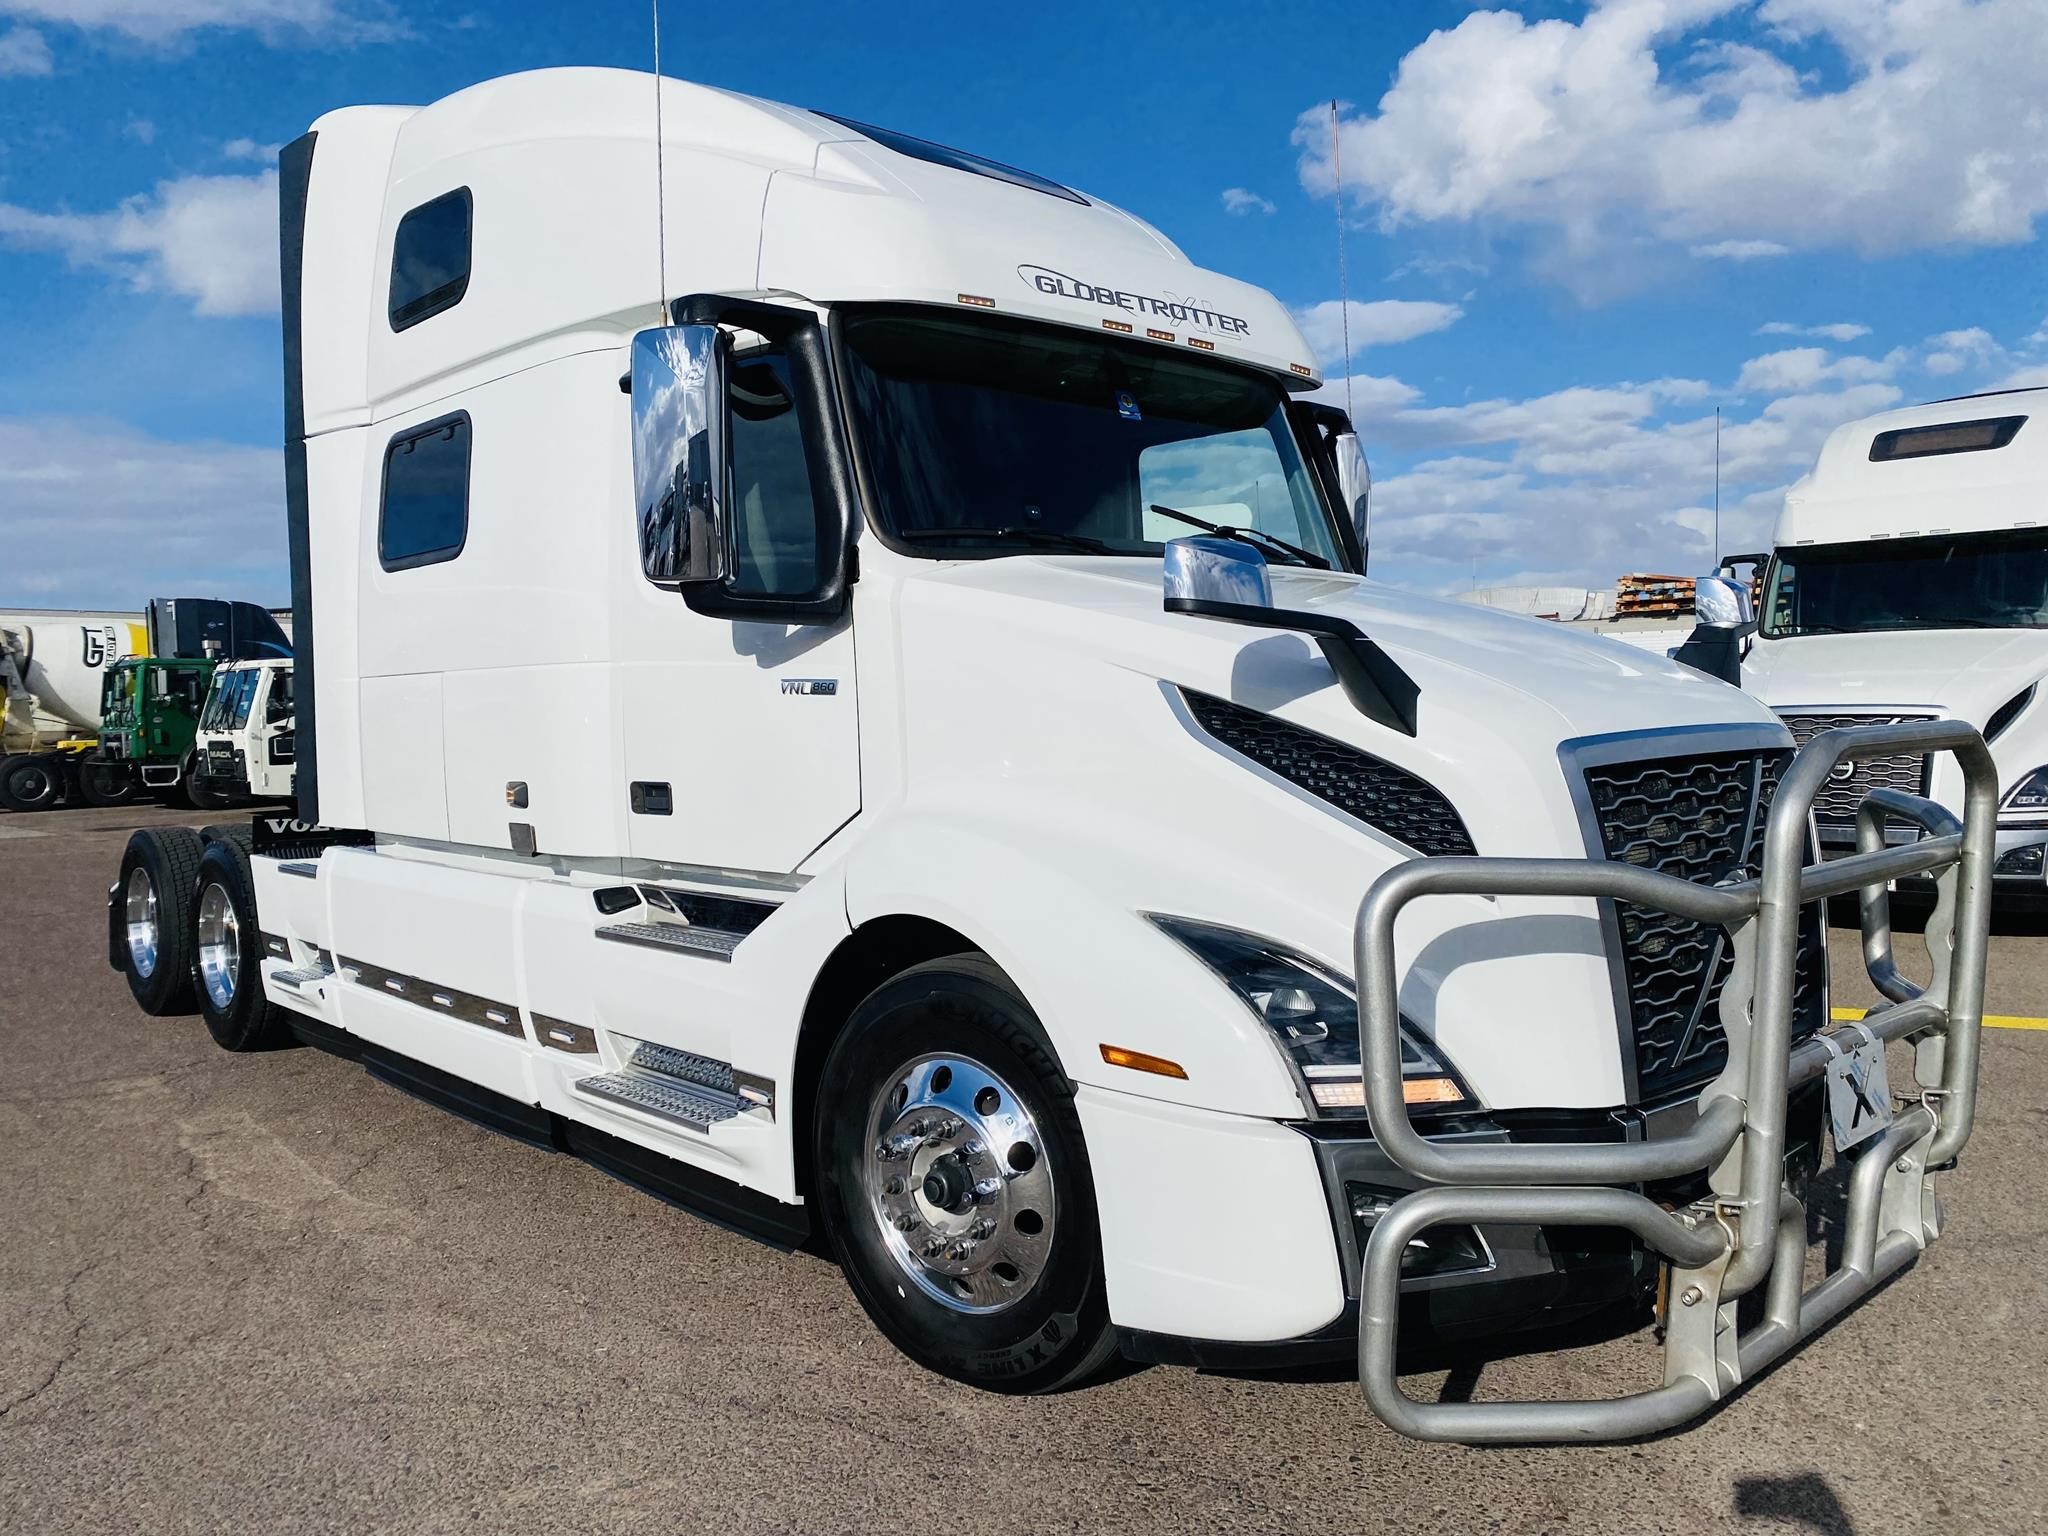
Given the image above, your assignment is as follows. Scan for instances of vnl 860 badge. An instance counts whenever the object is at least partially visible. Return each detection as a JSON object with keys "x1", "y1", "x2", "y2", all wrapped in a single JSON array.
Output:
[{"x1": 1819, "y1": 1021, "x2": 1893, "y2": 1151}]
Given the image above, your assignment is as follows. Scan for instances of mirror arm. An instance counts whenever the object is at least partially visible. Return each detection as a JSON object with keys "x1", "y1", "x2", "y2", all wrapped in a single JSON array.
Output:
[{"x1": 1165, "y1": 596, "x2": 1419, "y2": 736}]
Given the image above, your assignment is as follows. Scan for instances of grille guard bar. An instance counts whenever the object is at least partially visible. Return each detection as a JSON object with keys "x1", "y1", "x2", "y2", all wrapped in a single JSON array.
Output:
[{"x1": 1353, "y1": 719, "x2": 1996, "y2": 1442}]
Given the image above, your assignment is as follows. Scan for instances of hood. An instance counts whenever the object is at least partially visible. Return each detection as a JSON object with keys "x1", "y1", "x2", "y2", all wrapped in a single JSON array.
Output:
[
  {"x1": 892, "y1": 555, "x2": 1784, "y2": 859},
  {"x1": 1745, "y1": 628, "x2": 2048, "y2": 727}
]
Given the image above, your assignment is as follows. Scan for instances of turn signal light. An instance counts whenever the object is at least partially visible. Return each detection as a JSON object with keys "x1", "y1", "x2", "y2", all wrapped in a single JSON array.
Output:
[
  {"x1": 1099, "y1": 1044, "x2": 1188, "y2": 1079},
  {"x1": 1308, "y1": 1076, "x2": 1464, "y2": 1111}
]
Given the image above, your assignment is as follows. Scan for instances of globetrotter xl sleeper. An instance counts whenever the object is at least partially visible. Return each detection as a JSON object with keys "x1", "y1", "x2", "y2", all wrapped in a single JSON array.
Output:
[{"x1": 108, "y1": 69, "x2": 1998, "y2": 1442}]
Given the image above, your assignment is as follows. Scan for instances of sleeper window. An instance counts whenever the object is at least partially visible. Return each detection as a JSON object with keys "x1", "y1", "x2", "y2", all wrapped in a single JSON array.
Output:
[
  {"x1": 380, "y1": 414, "x2": 471, "y2": 571},
  {"x1": 389, "y1": 187, "x2": 472, "y2": 331}
]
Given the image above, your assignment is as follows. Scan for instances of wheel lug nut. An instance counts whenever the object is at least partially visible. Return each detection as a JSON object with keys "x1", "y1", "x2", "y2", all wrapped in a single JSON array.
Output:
[
  {"x1": 945, "y1": 1241, "x2": 973, "y2": 1261},
  {"x1": 971, "y1": 1178, "x2": 1003, "y2": 1203},
  {"x1": 921, "y1": 1238, "x2": 945, "y2": 1260},
  {"x1": 895, "y1": 1214, "x2": 919, "y2": 1232},
  {"x1": 884, "y1": 1176, "x2": 906, "y2": 1196},
  {"x1": 970, "y1": 1218, "x2": 996, "y2": 1241},
  {"x1": 957, "y1": 1139, "x2": 985, "y2": 1162}
]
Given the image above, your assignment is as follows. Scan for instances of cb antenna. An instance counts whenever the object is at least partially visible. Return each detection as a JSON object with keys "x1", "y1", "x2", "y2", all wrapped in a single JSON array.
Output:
[
  {"x1": 1330, "y1": 100, "x2": 1352, "y2": 422},
  {"x1": 652, "y1": 0, "x2": 669, "y2": 324}
]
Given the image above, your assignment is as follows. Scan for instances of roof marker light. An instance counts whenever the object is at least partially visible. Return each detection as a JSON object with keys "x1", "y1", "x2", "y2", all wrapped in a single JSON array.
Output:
[
  {"x1": 1290, "y1": 363, "x2": 1314, "y2": 377},
  {"x1": 1099, "y1": 1043, "x2": 1188, "y2": 1079},
  {"x1": 1103, "y1": 318, "x2": 1134, "y2": 334},
  {"x1": 1187, "y1": 336, "x2": 1216, "y2": 352},
  {"x1": 1146, "y1": 328, "x2": 1174, "y2": 342},
  {"x1": 956, "y1": 293, "x2": 995, "y2": 309}
]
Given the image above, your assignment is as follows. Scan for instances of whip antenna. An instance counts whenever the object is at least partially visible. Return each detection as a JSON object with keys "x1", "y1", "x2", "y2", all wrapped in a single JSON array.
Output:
[
  {"x1": 652, "y1": 0, "x2": 669, "y2": 324},
  {"x1": 1330, "y1": 100, "x2": 1352, "y2": 421}
]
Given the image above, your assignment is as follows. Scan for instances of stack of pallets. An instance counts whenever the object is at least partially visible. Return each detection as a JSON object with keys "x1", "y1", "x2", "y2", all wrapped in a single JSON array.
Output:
[{"x1": 1613, "y1": 573, "x2": 1696, "y2": 619}]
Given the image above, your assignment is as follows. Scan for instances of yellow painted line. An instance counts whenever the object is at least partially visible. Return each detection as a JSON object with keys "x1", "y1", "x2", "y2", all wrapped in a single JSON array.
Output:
[{"x1": 1833, "y1": 1006, "x2": 2048, "y2": 1032}]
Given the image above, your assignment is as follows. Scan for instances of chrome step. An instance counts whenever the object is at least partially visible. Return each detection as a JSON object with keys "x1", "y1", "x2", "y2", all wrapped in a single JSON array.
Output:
[
  {"x1": 574, "y1": 1070, "x2": 740, "y2": 1134},
  {"x1": 595, "y1": 921, "x2": 743, "y2": 961},
  {"x1": 270, "y1": 964, "x2": 330, "y2": 993},
  {"x1": 628, "y1": 1040, "x2": 734, "y2": 1093}
]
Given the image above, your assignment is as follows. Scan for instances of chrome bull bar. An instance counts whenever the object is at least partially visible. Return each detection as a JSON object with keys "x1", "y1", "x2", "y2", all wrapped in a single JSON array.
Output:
[{"x1": 1352, "y1": 719, "x2": 1996, "y2": 1442}]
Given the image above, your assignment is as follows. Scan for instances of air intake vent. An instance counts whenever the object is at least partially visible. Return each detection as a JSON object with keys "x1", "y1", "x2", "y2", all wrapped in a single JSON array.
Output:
[
  {"x1": 1180, "y1": 690, "x2": 1475, "y2": 857},
  {"x1": 1582, "y1": 748, "x2": 1825, "y2": 1101}
]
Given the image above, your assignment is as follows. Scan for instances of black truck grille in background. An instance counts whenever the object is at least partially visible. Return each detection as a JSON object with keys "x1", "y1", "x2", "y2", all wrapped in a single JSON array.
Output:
[
  {"x1": 1180, "y1": 690, "x2": 1476, "y2": 857},
  {"x1": 1584, "y1": 749, "x2": 1826, "y2": 1101},
  {"x1": 1776, "y1": 712, "x2": 1934, "y2": 828}
]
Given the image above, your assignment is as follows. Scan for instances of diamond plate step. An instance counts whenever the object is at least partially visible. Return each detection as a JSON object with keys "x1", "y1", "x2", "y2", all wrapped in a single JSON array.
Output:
[
  {"x1": 627, "y1": 1041, "x2": 734, "y2": 1094},
  {"x1": 595, "y1": 921, "x2": 743, "y2": 961},
  {"x1": 574, "y1": 1070, "x2": 740, "y2": 1134}
]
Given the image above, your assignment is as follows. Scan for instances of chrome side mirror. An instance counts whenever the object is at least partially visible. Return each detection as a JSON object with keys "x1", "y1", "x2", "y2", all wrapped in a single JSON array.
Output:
[
  {"x1": 631, "y1": 324, "x2": 730, "y2": 586},
  {"x1": 1333, "y1": 431, "x2": 1371, "y2": 562},
  {"x1": 1693, "y1": 573, "x2": 1755, "y2": 629},
  {"x1": 1163, "y1": 535, "x2": 1273, "y2": 611}
]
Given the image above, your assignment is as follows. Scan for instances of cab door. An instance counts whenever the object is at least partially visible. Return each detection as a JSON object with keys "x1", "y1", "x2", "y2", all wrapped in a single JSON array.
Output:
[{"x1": 619, "y1": 333, "x2": 859, "y2": 877}]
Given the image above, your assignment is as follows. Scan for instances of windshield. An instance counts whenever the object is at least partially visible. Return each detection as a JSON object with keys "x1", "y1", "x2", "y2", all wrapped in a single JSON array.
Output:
[
  {"x1": 838, "y1": 309, "x2": 1348, "y2": 568},
  {"x1": 1762, "y1": 527, "x2": 2048, "y2": 637}
]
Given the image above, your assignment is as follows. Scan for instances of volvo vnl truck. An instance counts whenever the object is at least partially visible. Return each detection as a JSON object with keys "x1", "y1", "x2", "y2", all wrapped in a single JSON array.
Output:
[
  {"x1": 107, "y1": 70, "x2": 1997, "y2": 1442},
  {"x1": 1745, "y1": 389, "x2": 2048, "y2": 902}
]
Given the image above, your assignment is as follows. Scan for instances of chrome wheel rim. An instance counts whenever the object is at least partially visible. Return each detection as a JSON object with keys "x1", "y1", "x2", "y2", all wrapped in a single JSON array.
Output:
[
  {"x1": 196, "y1": 881, "x2": 239, "y2": 1011},
  {"x1": 124, "y1": 867, "x2": 160, "y2": 978},
  {"x1": 863, "y1": 1053, "x2": 1055, "y2": 1314}
]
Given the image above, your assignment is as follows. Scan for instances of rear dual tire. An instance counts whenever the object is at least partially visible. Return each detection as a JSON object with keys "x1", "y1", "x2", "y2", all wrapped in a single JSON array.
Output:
[
  {"x1": 116, "y1": 827, "x2": 204, "y2": 1014},
  {"x1": 0, "y1": 753, "x2": 63, "y2": 812},
  {"x1": 190, "y1": 837, "x2": 289, "y2": 1051}
]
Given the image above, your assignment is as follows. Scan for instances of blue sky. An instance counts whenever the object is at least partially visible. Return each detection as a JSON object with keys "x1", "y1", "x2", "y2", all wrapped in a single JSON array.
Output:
[{"x1": 3, "y1": 0, "x2": 2047, "y2": 607}]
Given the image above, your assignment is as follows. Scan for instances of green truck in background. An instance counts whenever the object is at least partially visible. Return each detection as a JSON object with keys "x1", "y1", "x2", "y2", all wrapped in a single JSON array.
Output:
[{"x1": 95, "y1": 656, "x2": 223, "y2": 807}]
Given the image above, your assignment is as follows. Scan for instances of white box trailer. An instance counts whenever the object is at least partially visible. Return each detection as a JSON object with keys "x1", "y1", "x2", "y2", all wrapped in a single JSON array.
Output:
[
  {"x1": 107, "y1": 68, "x2": 1998, "y2": 1441},
  {"x1": 1745, "y1": 389, "x2": 2048, "y2": 901}
]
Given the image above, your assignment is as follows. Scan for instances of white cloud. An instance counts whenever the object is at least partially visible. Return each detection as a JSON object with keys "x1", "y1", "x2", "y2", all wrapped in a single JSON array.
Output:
[
  {"x1": 0, "y1": 169, "x2": 278, "y2": 316},
  {"x1": 1221, "y1": 187, "x2": 1276, "y2": 216},
  {"x1": 1922, "y1": 325, "x2": 2001, "y2": 375},
  {"x1": 0, "y1": 416, "x2": 284, "y2": 607},
  {"x1": 222, "y1": 136, "x2": 281, "y2": 163},
  {"x1": 1994, "y1": 363, "x2": 2048, "y2": 389},
  {"x1": 1759, "y1": 320, "x2": 1870, "y2": 341},
  {"x1": 1735, "y1": 346, "x2": 1895, "y2": 393},
  {"x1": 1291, "y1": 298, "x2": 1463, "y2": 364},
  {"x1": 0, "y1": 22, "x2": 50, "y2": 73},
  {"x1": 0, "y1": 0, "x2": 399, "y2": 45},
  {"x1": 1296, "y1": 0, "x2": 2048, "y2": 290},
  {"x1": 124, "y1": 116, "x2": 156, "y2": 143},
  {"x1": 1691, "y1": 239, "x2": 1789, "y2": 261}
]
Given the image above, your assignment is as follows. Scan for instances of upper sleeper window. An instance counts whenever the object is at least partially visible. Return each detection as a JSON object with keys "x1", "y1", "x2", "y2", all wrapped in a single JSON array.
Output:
[
  {"x1": 1868, "y1": 415, "x2": 2025, "y2": 462},
  {"x1": 388, "y1": 187, "x2": 472, "y2": 331},
  {"x1": 813, "y1": 111, "x2": 1085, "y2": 205},
  {"x1": 380, "y1": 413, "x2": 470, "y2": 571}
]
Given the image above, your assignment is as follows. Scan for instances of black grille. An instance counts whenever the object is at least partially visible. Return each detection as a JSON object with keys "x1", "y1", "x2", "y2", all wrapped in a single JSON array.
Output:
[
  {"x1": 1777, "y1": 712, "x2": 1933, "y2": 826},
  {"x1": 1181, "y1": 690, "x2": 1475, "y2": 857},
  {"x1": 1583, "y1": 749, "x2": 1826, "y2": 1101}
]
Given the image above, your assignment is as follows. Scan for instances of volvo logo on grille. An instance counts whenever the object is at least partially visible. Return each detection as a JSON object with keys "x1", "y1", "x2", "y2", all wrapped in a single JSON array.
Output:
[{"x1": 1828, "y1": 760, "x2": 1858, "y2": 785}]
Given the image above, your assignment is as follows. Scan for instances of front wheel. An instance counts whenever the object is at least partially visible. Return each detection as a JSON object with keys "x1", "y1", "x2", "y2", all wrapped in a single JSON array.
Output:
[
  {"x1": 0, "y1": 753, "x2": 64, "y2": 812},
  {"x1": 814, "y1": 955, "x2": 1118, "y2": 1395}
]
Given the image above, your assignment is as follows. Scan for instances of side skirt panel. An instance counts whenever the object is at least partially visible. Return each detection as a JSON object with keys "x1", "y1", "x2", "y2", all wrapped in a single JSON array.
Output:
[{"x1": 287, "y1": 1017, "x2": 811, "y2": 1250}]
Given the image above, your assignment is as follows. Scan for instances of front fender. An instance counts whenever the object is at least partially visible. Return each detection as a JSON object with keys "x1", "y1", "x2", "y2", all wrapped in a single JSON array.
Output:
[{"x1": 842, "y1": 805, "x2": 1307, "y2": 1121}]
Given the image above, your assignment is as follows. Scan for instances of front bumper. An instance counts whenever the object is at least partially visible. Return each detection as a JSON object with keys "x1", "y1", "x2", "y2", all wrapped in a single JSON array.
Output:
[
  {"x1": 1116, "y1": 1090, "x2": 1824, "y2": 1372},
  {"x1": 1821, "y1": 819, "x2": 2048, "y2": 899}
]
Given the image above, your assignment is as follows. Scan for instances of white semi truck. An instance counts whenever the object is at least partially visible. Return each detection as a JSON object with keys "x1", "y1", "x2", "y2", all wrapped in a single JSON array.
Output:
[
  {"x1": 191, "y1": 657, "x2": 296, "y2": 804},
  {"x1": 107, "y1": 69, "x2": 1998, "y2": 1441},
  {"x1": 1744, "y1": 389, "x2": 2048, "y2": 902}
]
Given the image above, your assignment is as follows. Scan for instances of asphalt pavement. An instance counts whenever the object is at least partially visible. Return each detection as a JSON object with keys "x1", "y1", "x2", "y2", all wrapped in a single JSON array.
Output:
[{"x1": 2, "y1": 802, "x2": 2043, "y2": 1534}]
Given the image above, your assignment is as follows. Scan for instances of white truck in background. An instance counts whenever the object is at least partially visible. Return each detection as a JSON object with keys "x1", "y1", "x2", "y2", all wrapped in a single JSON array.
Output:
[
  {"x1": 106, "y1": 69, "x2": 1997, "y2": 1442},
  {"x1": 191, "y1": 657, "x2": 296, "y2": 805},
  {"x1": 1745, "y1": 389, "x2": 2048, "y2": 901}
]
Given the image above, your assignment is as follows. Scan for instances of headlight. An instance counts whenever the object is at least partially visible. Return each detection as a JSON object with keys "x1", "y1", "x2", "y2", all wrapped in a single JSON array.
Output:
[
  {"x1": 2002, "y1": 766, "x2": 2048, "y2": 821},
  {"x1": 1147, "y1": 914, "x2": 1473, "y2": 1118}
]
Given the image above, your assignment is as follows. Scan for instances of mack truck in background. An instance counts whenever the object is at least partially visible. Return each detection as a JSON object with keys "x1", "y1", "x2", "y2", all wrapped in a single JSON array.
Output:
[
  {"x1": 1743, "y1": 388, "x2": 2048, "y2": 903},
  {"x1": 108, "y1": 70, "x2": 1997, "y2": 1443},
  {"x1": 191, "y1": 656, "x2": 296, "y2": 804}
]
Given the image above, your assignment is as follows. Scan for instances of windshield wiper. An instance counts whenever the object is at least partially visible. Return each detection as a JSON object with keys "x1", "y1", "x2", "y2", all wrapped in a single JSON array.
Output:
[
  {"x1": 897, "y1": 526, "x2": 1118, "y2": 555},
  {"x1": 1147, "y1": 504, "x2": 1329, "y2": 570}
]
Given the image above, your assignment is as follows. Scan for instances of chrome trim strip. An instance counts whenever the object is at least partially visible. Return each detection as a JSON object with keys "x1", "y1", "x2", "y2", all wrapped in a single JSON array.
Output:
[
  {"x1": 535, "y1": 1014, "x2": 598, "y2": 1054},
  {"x1": 339, "y1": 956, "x2": 524, "y2": 1038}
]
